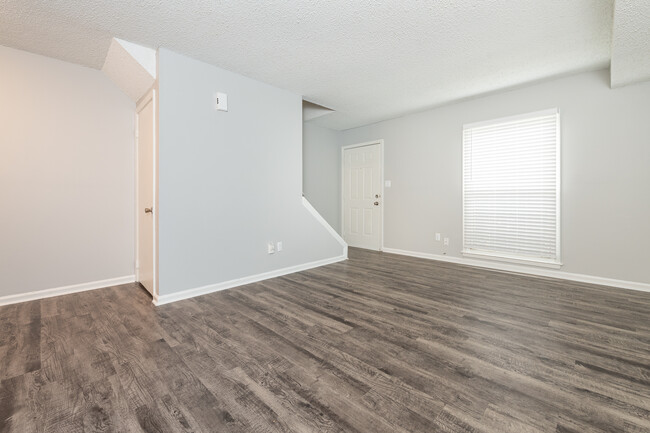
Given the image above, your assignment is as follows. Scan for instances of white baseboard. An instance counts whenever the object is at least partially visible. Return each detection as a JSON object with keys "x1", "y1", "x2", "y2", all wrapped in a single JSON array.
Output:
[
  {"x1": 302, "y1": 196, "x2": 348, "y2": 258},
  {"x1": 153, "y1": 255, "x2": 347, "y2": 306},
  {"x1": 0, "y1": 275, "x2": 136, "y2": 306},
  {"x1": 382, "y1": 247, "x2": 650, "y2": 294}
]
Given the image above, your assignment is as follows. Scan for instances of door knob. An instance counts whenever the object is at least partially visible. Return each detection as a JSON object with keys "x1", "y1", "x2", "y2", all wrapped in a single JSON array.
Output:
[
  {"x1": 144, "y1": 207, "x2": 153, "y2": 214},
  {"x1": 374, "y1": 201, "x2": 379, "y2": 206}
]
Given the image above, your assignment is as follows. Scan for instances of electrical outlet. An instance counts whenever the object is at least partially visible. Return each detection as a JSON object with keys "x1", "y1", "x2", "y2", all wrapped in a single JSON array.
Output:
[
  {"x1": 277, "y1": 241, "x2": 283, "y2": 252},
  {"x1": 267, "y1": 242, "x2": 275, "y2": 254},
  {"x1": 444, "y1": 237, "x2": 450, "y2": 246},
  {"x1": 435, "y1": 233, "x2": 441, "y2": 241}
]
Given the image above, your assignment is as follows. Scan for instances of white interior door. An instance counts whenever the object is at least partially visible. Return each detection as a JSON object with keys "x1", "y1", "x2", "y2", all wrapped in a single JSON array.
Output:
[
  {"x1": 136, "y1": 90, "x2": 155, "y2": 295},
  {"x1": 342, "y1": 143, "x2": 382, "y2": 250}
]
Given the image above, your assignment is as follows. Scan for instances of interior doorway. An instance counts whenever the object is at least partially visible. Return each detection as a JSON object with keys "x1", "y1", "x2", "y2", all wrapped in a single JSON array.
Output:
[
  {"x1": 135, "y1": 88, "x2": 157, "y2": 296},
  {"x1": 341, "y1": 140, "x2": 383, "y2": 251}
]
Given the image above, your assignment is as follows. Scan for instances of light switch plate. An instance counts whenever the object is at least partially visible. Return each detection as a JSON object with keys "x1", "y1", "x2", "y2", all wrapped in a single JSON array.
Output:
[{"x1": 385, "y1": 180, "x2": 392, "y2": 187}]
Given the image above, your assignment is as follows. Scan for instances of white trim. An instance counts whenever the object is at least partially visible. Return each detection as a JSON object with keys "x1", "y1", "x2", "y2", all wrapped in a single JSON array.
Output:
[
  {"x1": 382, "y1": 247, "x2": 650, "y2": 294},
  {"x1": 0, "y1": 276, "x2": 136, "y2": 306},
  {"x1": 134, "y1": 109, "x2": 139, "y2": 275},
  {"x1": 302, "y1": 196, "x2": 348, "y2": 258},
  {"x1": 135, "y1": 87, "x2": 158, "y2": 298},
  {"x1": 462, "y1": 108, "x2": 559, "y2": 130},
  {"x1": 153, "y1": 255, "x2": 347, "y2": 306},
  {"x1": 555, "y1": 109, "x2": 562, "y2": 264},
  {"x1": 461, "y1": 250, "x2": 562, "y2": 269},
  {"x1": 341, "y1": 139, "x2": 385, "y2": 251}
]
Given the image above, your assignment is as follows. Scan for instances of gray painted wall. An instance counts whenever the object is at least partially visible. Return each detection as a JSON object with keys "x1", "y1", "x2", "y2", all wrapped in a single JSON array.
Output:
[
  {"x1": 341, "y1": 69, "x2": 650, "y2": 284},
  {"x1": 0, "y1": 45, "x2": 135, "y2": 297},
  {"x1": 303, "y1": 122, "x2": 342, "y2": 233},
  {"x1": 157, "y1": 49, "x2": 344, "y2": 296}
]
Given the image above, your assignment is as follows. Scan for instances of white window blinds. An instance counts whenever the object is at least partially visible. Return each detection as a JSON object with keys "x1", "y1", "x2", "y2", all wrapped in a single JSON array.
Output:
[{"x1": 462, "y1": 109, "x2": 561, "y2": 266}]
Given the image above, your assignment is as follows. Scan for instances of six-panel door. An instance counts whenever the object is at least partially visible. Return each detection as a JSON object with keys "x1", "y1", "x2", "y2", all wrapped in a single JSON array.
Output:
[{"x1": 342, "y1": 144, "x2": 381, "y2": 250}]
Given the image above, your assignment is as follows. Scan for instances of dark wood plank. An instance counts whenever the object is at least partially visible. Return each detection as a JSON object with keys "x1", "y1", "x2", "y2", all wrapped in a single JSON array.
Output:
[{"x1": 1, "y1": 248, "x2": 650, "y2": 432}]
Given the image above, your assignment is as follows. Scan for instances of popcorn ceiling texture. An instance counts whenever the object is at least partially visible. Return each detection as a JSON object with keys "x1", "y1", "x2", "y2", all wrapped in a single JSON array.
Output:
[
  {"x1": 611, "y1": 0, "x2": 650, "y2": 88},
  {"x1": 0, "y1": 0, "x2": 638, "y2": 130}
]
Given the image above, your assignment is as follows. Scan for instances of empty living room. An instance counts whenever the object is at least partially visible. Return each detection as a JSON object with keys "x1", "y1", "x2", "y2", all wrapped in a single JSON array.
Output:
[{"x1": 2, "y1": 1, "x2": 650, "y2": 432}]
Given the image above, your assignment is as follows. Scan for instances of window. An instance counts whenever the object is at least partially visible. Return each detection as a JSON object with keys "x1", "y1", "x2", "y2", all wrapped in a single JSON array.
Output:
[{"x1": 462, "y1": 108, "x2": 561, "y2": 267}]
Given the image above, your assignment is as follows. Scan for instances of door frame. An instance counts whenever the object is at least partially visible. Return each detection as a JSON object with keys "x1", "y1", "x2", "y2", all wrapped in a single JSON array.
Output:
[
  {"x1": 341, "y1": 139, "x2": 384, "y2": 251},
  {"x1": 135, "y1": 87, "x2": 158, "y2": 299}
]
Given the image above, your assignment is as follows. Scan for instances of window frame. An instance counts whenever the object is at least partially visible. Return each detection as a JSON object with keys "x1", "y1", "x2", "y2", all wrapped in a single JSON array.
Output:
[{"x1": 461, "y1": 108, "x2": 562, "y2": 268}]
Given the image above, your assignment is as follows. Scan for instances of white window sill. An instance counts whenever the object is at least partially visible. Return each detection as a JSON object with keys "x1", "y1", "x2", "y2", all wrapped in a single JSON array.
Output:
[{"x1": 461, "y1": 250, "x2": 562, "y2": 269}]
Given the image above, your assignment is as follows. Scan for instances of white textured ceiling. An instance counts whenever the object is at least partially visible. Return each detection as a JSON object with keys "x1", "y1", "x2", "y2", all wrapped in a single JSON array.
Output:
[
  {"x1": 0, "y1": 0, "x2": 636, "y2": 130},
  {"x1": 611, "y1": 0, "x2": 650, "y2": 88}
]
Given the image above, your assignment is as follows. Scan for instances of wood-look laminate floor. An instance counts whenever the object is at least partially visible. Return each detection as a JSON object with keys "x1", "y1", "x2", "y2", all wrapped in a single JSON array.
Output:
[{"x1": 2, "y1": 248, "x2": 650, "y2": 433}]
